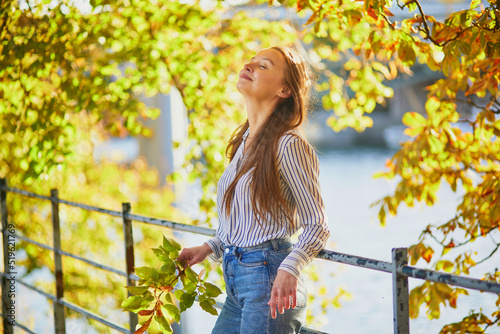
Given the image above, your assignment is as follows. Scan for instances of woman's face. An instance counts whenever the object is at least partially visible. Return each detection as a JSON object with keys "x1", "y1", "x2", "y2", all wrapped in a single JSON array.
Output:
[{"x1": 236, "y1": 48, "x2": 289, "y2": 101}]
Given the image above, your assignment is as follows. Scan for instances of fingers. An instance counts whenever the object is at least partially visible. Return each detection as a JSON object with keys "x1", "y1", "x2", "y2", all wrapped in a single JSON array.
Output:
[
  {"x1": 179, "y1": 248, "x2": 196, "y2": 267},
  {"x1": 178, "y1": 249, "x2": 189, "y2": 263},
  {"x1": 268, "y1": 270, "x2": 299, "y2": 318},
  {"x1": 179, "y1": 245, "x2": 212, "y2": 267},
  {"x1": 267, "y1": 290, "x2": 278, "y2": 319},
  {"x1": 188, "y1": 255, "x2": 200, "y2": 267},
  {"x1": 277, "y1": 290, "x2": 285, "y2": 315},
  {"x1": 269, "y1": 289, "x2": 296, "y2": 318},
  {"x1": 283, "y1": 289, "x2": 290, "y2": 310}
]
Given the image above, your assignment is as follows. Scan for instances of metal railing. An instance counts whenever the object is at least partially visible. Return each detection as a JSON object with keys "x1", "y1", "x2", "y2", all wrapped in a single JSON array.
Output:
[{"x1": 1, "y1": 178, "x2": 499, "y2": 334}]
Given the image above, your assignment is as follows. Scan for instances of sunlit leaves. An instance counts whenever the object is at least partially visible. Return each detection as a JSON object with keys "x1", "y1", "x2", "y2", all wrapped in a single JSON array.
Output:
[
  {"x1": 408, "y1": 242, "x2": 435, "y2": 265},
  {"x1": 122, "y1": 237, "x2": 222, "y2": 333},
  {"x1": 409, "y1": 281, "x2": 468, "y2": 320},
  {"x1": 440, "y1": 311, "x2": 499, "y2": 334}
]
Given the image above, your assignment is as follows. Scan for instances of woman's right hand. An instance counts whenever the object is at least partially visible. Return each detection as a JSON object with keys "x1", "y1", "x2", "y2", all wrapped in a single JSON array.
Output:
[{"x1": 178, "y1": 244, "x2": 213, "y2": 267}]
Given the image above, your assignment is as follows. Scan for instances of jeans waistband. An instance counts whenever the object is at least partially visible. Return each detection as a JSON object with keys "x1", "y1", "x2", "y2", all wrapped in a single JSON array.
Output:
[{"x1": 224, "y1": 238, "x2": 292, "y2": 252}]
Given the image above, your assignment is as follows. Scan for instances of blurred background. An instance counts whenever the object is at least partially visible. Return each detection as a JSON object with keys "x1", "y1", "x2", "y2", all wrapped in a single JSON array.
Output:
[{"x1": 2, "y1": 0, "x2": 499, "y2": 333}]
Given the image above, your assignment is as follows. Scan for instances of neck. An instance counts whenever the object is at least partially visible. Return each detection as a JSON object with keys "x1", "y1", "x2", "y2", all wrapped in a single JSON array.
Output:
[{"x1": 244, "y1": 96, "x2": 279, "y2": 138}]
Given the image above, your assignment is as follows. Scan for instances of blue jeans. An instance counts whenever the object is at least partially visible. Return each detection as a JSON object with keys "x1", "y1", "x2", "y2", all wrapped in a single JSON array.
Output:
[{"x1": 212, "y1": 239, "x2": 307, "y2": 334}]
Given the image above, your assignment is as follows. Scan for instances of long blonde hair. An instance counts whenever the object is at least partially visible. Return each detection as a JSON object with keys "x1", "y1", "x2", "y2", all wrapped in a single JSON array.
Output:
[{"x1": 222, "y1": 46, "x2": 314, "y2": 225}]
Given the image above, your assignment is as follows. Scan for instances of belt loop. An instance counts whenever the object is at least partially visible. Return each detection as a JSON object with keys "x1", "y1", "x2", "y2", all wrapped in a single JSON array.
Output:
[{"x1": 270, "y1": 239, "x2": 279, "y2": 250}]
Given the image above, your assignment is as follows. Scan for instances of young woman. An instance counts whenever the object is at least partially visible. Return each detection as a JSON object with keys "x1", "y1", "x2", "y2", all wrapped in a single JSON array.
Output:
[{"x1": 179, "y1": 46, "x2": 330, "y2": 334}]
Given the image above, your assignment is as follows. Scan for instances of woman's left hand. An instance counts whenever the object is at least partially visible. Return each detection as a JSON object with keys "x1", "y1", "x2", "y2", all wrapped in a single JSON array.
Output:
[{"x1": 267, "y1": 269, "x2": 298, "y2": 319}]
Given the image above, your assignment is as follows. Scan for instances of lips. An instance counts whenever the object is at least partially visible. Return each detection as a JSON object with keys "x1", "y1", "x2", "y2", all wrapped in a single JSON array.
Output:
[{"x1": 239, "y1": 72, "x2": 253, "y2": 81}]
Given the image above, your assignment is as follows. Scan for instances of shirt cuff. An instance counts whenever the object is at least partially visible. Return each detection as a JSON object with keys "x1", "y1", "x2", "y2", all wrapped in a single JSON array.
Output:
[
  {"x1": 205, "y1": 237, "x2": 224, "y2": 263},
  {"x1": 278, "y1": 248, "x2": 310, "y2": 280}
]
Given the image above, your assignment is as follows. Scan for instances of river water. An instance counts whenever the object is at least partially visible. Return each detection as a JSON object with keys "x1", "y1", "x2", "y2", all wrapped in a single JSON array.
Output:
[{"x1": 182, "y1": 146, "x2": 499, "y2": 334}]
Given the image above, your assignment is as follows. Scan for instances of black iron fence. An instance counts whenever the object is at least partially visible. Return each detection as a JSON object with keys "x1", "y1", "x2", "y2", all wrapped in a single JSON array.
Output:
[{"x1": 1, "y1": 178, "x2": 499, "y2": 334}]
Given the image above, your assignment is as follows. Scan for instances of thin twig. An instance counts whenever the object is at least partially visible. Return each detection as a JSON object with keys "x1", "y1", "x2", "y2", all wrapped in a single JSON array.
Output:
[
  {"x1": 475, "y1": 243, "x2": 500, "y2": 265},
  {"x1": 381, "y1": 13, "x2": 395, "y2": 30},
  {"x1": 483, "y1": 315, "x2": 500, "y2": 332}
]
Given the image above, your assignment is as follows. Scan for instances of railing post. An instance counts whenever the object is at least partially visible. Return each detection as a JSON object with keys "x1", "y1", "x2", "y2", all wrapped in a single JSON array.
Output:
[
  {"x1": 392, "y1": 248, "x2": 409, "y2": 334},
  {"x1": 1, "y1": 179, "x2": 14, "y2": 334},
  {"x1": 51, "y1": 189, "x2": 66, "y2": 334},
  {"x1": 122, "y1": 203, "x2": 138, "y2": 333}
]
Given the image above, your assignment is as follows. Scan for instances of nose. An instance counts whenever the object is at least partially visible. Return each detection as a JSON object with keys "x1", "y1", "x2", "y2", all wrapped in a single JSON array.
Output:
[{"x1": 243, "y1": 63, "x2": 253, "y2": 72}]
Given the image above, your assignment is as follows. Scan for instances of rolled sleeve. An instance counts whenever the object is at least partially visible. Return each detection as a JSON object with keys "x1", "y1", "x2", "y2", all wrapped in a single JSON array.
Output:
[
  {"x1": 205, "y1": 236, "x2": 224, "y2": 263},
  {"x1": 277, "y1": 137, "x2": 330, "y2": 278}
]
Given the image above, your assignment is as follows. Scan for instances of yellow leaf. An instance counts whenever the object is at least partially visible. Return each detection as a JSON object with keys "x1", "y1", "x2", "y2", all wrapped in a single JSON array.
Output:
[
  {"x1": 425, "y1": 97, "x2": 441, "y2": 115},
  {"x1": 470, "y1": 0, "x2": 481, "y2": 9}
]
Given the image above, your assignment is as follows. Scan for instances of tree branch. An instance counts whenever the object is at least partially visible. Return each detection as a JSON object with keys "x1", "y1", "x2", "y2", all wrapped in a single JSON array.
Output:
[
  {"x1": 483, "y1": 314, "x2": 500, "y2": 331},
  {"x1": 413, "y1": 1, "x2": 434, "y2": 42},
  {"x1": 475, "y1": 242, "x2": 500, "y2": 265},
  {"x1": 380, "y1": 12, "x2": 395, "y2": 30}
]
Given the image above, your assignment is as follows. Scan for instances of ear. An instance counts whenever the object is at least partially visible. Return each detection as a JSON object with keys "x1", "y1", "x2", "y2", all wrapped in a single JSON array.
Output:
[{"x1": 277, "y1": 86, "x2": 292, "y2": 99}]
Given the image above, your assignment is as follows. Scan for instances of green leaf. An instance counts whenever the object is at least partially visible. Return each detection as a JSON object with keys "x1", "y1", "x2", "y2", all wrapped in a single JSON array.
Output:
[
  {"x1": 135, "y1": 266, "x2": 159, "y2": 280},
  {"x1": 458, "y1": 40, "x2": 471, "y2": 56},
  {"x1": 160, "y1": 257, "x2": 175, "y2": 274},
  {"x1": 204, "y1": 282, "x2": 222, "y2": 298},
  {"x1": 165, "y1": 292, "x2": 173, "y2": 304},
  {"x1": 163, "y1": 236, "x2": 182, "y2": 252},
  {"x1": 124, "y1": 285, "x2": 150, "y2": 296},
  {"x1": 162, "y1": 304, "x2": 181, "y2": 323},
  {"x1": 121, "y1": 295, "x2": 143, "y2": 311},
  {"x1": 199, "y1": 299, "x2": 218, "y2": 316},
  {"x1": 152, "y1": 247, "x2": 169, "y2": 262},
  {"x1": 155, "y1": 315, "x2": 173, "y2": 333},
  {"x1": 179, "y1": 292, "x2": 197, "y2": 312},
  {"x1": 184, "y1": 281, "x2": 197, "y2": 293},
  {"x1": 174, "y1": 289, "x2": 184, "y2": 301},
  {"x1": 185, "y1": 266, "x2": 199, "y2": 283}
]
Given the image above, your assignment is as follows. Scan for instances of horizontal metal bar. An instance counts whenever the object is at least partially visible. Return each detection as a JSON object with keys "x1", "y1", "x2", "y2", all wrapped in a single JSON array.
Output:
[
  {"x1": 57, "y1": 198, "x2": 123, "y2": 218},
  {"x1": 1, "y1": 185, "x2": 216, "y2": 236},
  {"x1": 7, "y1": 233, "x2": 127, "y2": 277},
  {"x1": 58, "y1": 248, "x2": 127, "y2": 277},
  {"x1": 1, "y1": 273, "x2": 56, "y2": 302},
  {"x1": 126, "y1": 213, "x2": 216, "y2": 237},
  {"x1": 0, "y1": 312, "x2": 37, "y2": 334},
  {"x1": 60, "y1": 299, "x2": 130, "y2": 333},
  {"x1": 0, "y1": 185, "x2": 122, "y2": 218},
  {"x1": 300, "y1": 327, "x2": 329, "y2": 334},
  {"x1": 400, "y1": 265, "x2": 500, "y2": 294},
  {"x1": 12, "y1": 233, "x2": 54, "y2": 252},
  {"x1": 317, "y1": 249, "x2": 392, "y2": 273},
  {"x1": 14, "y1": 234, "x2": 127, "y2": 277},
  {"x1": 0, "y1": 185, "x2": 51, "y2": 201}
]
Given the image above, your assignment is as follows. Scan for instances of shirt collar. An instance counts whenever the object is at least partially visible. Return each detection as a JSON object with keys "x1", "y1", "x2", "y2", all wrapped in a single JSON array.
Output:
[{"x1": 242, "y1": 127, "x2": 250, "y2": 139}]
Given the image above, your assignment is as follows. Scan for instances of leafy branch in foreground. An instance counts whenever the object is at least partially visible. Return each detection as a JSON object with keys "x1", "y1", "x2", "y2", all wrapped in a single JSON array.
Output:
[{"x1": 121, "y1": 236, "x2": 222, "y2": 334}]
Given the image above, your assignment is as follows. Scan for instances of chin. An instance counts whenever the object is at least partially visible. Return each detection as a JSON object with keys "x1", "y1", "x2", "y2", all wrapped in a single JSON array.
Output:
[{"x1": 236, "y1": 81, "x2": 245, "y2": 93}]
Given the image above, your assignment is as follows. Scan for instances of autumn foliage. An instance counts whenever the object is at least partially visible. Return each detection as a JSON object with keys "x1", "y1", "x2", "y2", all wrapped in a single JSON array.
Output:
[
  {"x1": 287, "y1": 0, "x2": 500, "y2": 332},
  {"x1": 1, "y1": 0, "x2": 500, "y2": 332}
]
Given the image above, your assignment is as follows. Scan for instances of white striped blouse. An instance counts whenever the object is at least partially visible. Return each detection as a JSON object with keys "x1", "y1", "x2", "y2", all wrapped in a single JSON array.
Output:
[{"x1": 206, "y1": 129, "x2": 330, "y2": 279}]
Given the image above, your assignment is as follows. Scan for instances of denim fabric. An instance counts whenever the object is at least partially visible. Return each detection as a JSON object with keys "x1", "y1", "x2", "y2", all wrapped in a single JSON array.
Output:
[{"x1": 211, "y1": 239, "x2": 307, "y2": 334}]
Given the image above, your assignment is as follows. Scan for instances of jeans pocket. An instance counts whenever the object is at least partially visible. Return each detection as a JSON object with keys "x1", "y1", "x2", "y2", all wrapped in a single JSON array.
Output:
[{"x1": 237, "y1": 250, "x2": 267, "y2": 267}]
